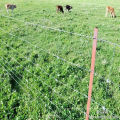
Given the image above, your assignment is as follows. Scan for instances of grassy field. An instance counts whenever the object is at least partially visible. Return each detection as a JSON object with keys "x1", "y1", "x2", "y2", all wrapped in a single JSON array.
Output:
[{"x1": 0, "y1": 0, "x2": 120, "y2": 120}]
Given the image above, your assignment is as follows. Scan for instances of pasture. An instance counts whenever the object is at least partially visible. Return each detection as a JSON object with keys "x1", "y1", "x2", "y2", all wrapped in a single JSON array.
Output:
[{"x1": 0, "y1": 0, "x2": 120, "y2": 119}]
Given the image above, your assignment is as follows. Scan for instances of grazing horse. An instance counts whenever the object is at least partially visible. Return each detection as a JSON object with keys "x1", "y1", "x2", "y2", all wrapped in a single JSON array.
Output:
[
  {"x1": 65, "y1": 5, "x2": 72, "y2": 12},
  {"x1": 105, "y1": 6, "x2": 116, "y2": 18},
  {"x1": 56, "y1": 5, "x2": 64, "y2": 13},
  {"x1": 5, "y1": 4, "x2": 16, "y2": 14}
]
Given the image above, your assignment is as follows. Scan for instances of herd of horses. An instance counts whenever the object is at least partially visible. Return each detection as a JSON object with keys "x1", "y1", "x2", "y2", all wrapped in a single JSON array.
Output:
[
  {"x1": 5, "y1": 3, "x2": 116, "y2": 18},
  {"x1": 56, "y1": 5, "x2": 116, "y2": 18},
  {"x1": 5, "y1": 4, "x2": 72, "y2": 14},
  {"x1": 56, "y1": 5, "x2": 72, "y2": 13}
]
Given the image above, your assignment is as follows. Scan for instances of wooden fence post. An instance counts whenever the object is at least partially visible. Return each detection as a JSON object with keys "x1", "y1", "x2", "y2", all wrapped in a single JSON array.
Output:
[{"x1": 86, "y1": 28, "x2": 98, "y2": 120}]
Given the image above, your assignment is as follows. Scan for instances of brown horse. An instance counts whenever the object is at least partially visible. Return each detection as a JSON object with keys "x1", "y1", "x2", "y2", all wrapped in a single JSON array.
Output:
[
  {"x1": 56, "y1": 5, "x2": 64, "y2": 13},
  {"x1": 5, "y1": 4, "x2": 16, "y2": 14},
  {"x1": 105, "y1": 6, "x2": 116, "y2": 18}
]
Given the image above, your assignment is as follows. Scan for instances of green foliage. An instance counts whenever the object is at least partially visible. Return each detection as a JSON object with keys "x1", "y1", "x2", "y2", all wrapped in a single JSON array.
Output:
[{"x1": 0, "y1": 0, "x2": 120, "y2": 119}]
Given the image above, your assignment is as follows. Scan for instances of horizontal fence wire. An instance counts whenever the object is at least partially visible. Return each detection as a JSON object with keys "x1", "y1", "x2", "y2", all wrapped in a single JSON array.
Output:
[
  {"x1": 1, "y1": 14, "x2": 92, "y2": 38},
  {"x1": 0, "y1": 56, "x2": 86, "y2": 119},
  {"x1": 1, "y1": 14, "x2": 120, "y2": 48},
  {"x1": 0, "y1": 12, "x2": 120, "y2": 119},
  {"x1": 0, "y1": 26, "x2": 116, "y2": 118},
  {"x1": 0, "y1": 65, "x2": 62, "y2": 119},
  {"x1": 0, "y1": 32, "x2": 89, "y2": 107},
  {"x1": 0, "y1": 26, "x2": 91, "y2": 72}
]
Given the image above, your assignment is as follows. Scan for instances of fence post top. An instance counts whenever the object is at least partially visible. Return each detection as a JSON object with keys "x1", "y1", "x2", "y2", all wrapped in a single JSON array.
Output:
[{"x1": 94, "y1": 27, "x2": 98, "y2": 30}]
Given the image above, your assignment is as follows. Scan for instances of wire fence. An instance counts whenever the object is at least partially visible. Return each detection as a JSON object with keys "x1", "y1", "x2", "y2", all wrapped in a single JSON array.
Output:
[{"x1": 0, "y1": 12, "x2": 120, "y2": 120}]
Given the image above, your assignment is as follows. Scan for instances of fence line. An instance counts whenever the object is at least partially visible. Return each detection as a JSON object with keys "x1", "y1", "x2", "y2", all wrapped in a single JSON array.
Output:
[
  {"x1": 0, "y1": 38, "x2": 89, "y2": 109},
  {"x1": 1, "y1": 17, "x2": 118, "y2": 77},
  {"x1": 98, "y1": 38, "x2": 120, "y2": 48},
  {"x1": 1, "y1": 14, "x2": 119, "y2": 119},
  {"x1": 0, "y1": 45, "x2": 87, "y2": 118},
  {"x1": 1, "y1": 14, "x2": 120, "y2": 49},
  {"x1": 1, "y1": 30, "x2": 118, "y2": 120},
  {"x1": 0, "y1": 57, "x2": 84, "y2": 119},
  {"x1": 0, "y1": 35, "x2": 118, "y2": 119},
  {"x1": 0, "y1": 58, "x2": 63, "y2": 119},
  {"x1": 1, "y1": 14, "x2": 92, "y2": 39},
  {"x1": 0, "y1": 27, "x2": 91, "y2": 72},
  {"x1": 0, "y1": 30, "x2": 117, "y2": 119},
  {"x1": 0, "y1": 27, "x2": 97, "y2": 103},
  {"x1": 0, "y1": 27, "x2": 115, "y2": 118},
  {"x1": 0, "y1": 21, "x2": 113, "y2": 82},
  {"x1": 0, "y1": 55, "x2": 86, "y2": 119},
  {"x1": 0, "y1": 24, "x2": 116, "y2": 118}
]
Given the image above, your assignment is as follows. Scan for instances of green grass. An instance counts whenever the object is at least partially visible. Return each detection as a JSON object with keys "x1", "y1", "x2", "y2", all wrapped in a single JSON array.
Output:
[{"x1": 0, "y1": 0, "x2": 120, "y2": 119}]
